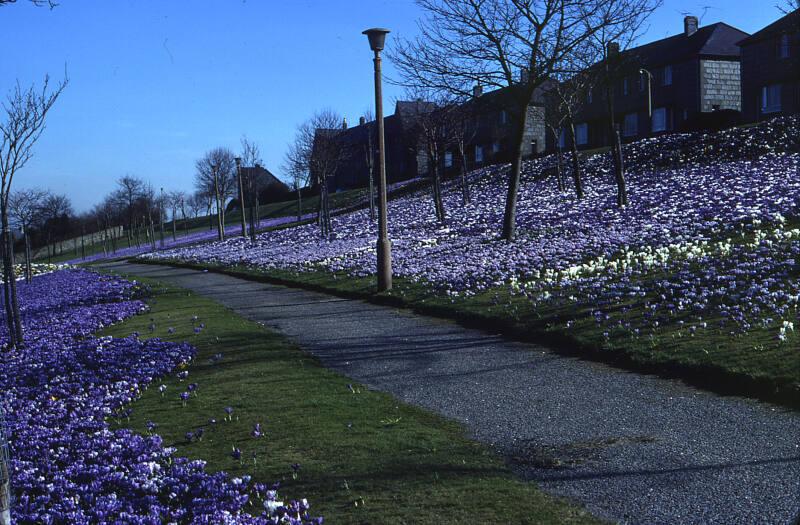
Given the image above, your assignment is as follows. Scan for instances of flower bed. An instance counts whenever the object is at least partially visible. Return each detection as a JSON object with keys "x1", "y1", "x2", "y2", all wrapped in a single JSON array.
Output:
[
  {"x1": 144, "y1": 117, "x2": 799, "y2": 296},
  {"x1": 0, "y1": 269, "x2": 318, "y2": 524}
]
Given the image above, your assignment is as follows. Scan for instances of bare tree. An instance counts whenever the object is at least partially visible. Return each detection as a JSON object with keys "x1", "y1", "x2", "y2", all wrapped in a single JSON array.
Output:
[
  {"x1": 113, "y1": 175, "x2": 145, "y2": 247},
  {"x1": 8, "y1": 188, "x2": 48, "y2": 282},
  {"x1": 167, "y1": 190, "x2": 187, "y2": 241},
  {"x1": 362, "y1": 108, "x2": 377, "y2": 220},
  {"x1": 195, "y1": 147, "x2": 236, "y2": 241},
  {"x1": 187, "y1": 192, "x2": 205, "y2": 219},
  {"x1": 546, "y1": 51, "x2": 596, "y2": 199},
  {"x1": 0, "y1": 74, "x2": 67, "y2": 346},
  {"x1": 283, "y1": 140, "x2": 308, "y2": 223},
  {"x1": 0, "y1": 0, "x2": 57, "y2": 7},
  {"x1": 778, "y1": 0, "x2": 799, "y2": 13},
  {"x1": 286, "y1": 110, "x2": 346, "y2": 236},
  {"x1": 39, "y1": 192, "x2": 72, "y2": 262},
  {"x1": 391, "y1": 0, "x2": 660, "y2": 240},
  {"x1": 240, "y1": 136, "x2": 263, "y2": 241}
]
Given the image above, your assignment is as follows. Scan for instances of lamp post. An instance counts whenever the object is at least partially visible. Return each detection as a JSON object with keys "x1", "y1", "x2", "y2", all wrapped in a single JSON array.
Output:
[
  {"x1": 159, "y1": 187, "x2": 165, "y2": 248},
  {"x1": 235, "y1": 157, "x2": 247, "y2": 237},
  {"x1": 363, "y1": 27, "x2": 392, "y2": 292},
  {"x1": 639, "y1": 68, "x2": 653, "y2": 134}
]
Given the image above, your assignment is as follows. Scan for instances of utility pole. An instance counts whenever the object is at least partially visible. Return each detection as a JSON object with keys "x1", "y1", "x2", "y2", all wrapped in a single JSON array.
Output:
[
  {"x1": 159, "y1": 187, "x2": 165, "y2": 248},
  {"x1": 363, "y1": 28, "x2": 393, "y2": 291},
  {"x1": 235, "y1": 157, "x2": 247, "y2": 237}
]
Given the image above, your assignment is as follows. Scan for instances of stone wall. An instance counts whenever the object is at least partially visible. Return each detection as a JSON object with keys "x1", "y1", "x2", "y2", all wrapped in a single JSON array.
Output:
[
  {"x1": 700, "y1": 60, "x2": 742, "y2": 112},
  {"x1": 523, "y1": 106, "x2": 546, "y2": 155}
]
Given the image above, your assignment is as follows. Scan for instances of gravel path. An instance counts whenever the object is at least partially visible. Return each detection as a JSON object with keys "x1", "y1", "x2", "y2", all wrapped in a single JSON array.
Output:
[{"x1": 103, "y1": 261, "x2": 800, "y2": 524}]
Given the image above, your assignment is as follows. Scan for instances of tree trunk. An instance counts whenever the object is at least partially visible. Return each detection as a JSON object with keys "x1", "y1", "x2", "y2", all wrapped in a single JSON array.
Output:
[
  {"x1": 1, "y1": 233, "x2": 16, "y2": 348},
  {"x1": 23, "y1": 230, "x2": 32, "y2": 283},
  {"x1": 172, "y1": 207, "x2": 177, "y2": 241},
  {"x1": 501, "y1": 99, "x2": 531, "y2": 241},
  {"x1": 2, "y1": 211, "x2": 23, "y2": 346},
  {"x1": 459, "y1": 141, "x2": 471, "y2": 205},
  {"x1": 605, "y1": 80, "x2": 627, "y2": 207},
  {"x1": 296, "y1": 185, "x2": 302, "y2": 222},
  {"x1": 365, "y1": 144, "x2": 376, "y2": 220},
  {"x1": 568, "y1": 120, "x2": 584, "y2": 199}
]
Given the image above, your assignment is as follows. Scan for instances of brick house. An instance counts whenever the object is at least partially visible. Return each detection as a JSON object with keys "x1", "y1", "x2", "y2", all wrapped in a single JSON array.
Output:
[
  {"x1": 738, "y1": 9, "x2": 800, "y2": 123},
  {"x1": 441, "y1": 84, "x2": 547, "y2": 176},
  {"x1": 567, "y1": 16, "x2": 749, "y2": 150},
  {"x1": 313, "y1": 101, "x2": 434, "y2": 192},
  {"x1": 319, "y1": 86, "x2": 547, "y2": 191}
]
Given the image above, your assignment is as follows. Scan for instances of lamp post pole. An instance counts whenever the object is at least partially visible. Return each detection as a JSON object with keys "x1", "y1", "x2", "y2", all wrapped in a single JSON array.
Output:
[
  {"x1": 639, "y1": 68, "x2": 653, "y2": 134},
  {"x1": 363, "y1": 27, "x2": 392, "y2": 292},
  {"x1": 159, "y1": 187, "x2": 165, "y2": 248},
  {"x1": 235, "y1": 157, "x2": 247, "y2": 237}
]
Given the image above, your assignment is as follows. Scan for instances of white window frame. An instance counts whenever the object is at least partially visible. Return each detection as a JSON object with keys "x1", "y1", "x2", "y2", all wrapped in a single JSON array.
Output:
[
  {"x1": 474, "y1": 145, "x2": 484, "y2": 163},
  {"x1": 492, "y1": 141, "x2": 501, "y2": 154},
  {"x1": 575, "y1": 123, "x2": 588, "y2": 146},
  {"x1": 651, "y1": 107, "x2": 668, "y2": 132},
  {"x1": 587, "y1": 89, "x2": 593, "y2": 103},
  {"x1": 761, "y1": 84, "x2": 782, "y2": 113},
  {"x1": 623, "y1": 77, "x2": 629, "y2": 96},
  {"x1": 444, "y1": 151, "x2": 453, "y2": 168},
  {"x1": 623, "y1": 112, "x2": 638, "y2": 137},
  {"x1": 663, "y1": 65, "x2": 672, "y2": 86},
  {"x1": 500, "y1": 110, "x2": 508, "y2": 124}
]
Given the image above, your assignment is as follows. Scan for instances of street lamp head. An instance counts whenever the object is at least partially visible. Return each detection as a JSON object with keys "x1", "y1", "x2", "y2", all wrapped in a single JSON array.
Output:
[{"x1": 363, "y1": 28, "x2": 390, "y2": 52}]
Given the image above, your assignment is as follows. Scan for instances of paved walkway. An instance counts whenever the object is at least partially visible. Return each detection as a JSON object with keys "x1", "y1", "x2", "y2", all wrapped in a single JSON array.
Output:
[{"x1": 103, "y1": 261, "x2": 800, "y2": 524}]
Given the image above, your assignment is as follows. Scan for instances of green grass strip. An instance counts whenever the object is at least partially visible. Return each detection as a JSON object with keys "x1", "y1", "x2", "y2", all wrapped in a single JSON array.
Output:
[{"x1": 100, "y1": 273, "x2": 598, "y2": 524}]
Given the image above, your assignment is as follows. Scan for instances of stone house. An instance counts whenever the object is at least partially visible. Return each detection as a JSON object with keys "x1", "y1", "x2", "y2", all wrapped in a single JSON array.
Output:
[
  {"x1": 566, "y1": 16, "x2": 749, "y2": 150},
  {"x1": 738, "y1": 9, "x2": 800, "y2": 123}
]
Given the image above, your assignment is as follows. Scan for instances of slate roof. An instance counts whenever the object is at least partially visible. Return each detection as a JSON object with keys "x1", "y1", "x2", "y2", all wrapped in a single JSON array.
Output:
[
  {"x1": 738, "y1": 9, "x2": 800, "y2": 46},
  {"x1": 622, "y1": 22, "x2": 749, "y2": 66}
]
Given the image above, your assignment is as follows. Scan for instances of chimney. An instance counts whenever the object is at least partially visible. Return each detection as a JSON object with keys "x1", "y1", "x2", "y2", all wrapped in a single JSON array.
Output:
[
  {"x1": 520, "y1": 68, "x2": 529, "y2": 84},
  {"x1": 606, "y1": 41, "x2": 620, "y2": 58},
  {"x1": 359, "y1": 116, "x2": 367, "y2": 126},
  {"x1": 342, "y1": 117, "x2": 348, "y2": 129},
  {"x1": 684, "y1": 15, "x2": 698, "y2": 37},
  {"x1": 472, "y1": 84, "x2": 483, "y2": 98}
]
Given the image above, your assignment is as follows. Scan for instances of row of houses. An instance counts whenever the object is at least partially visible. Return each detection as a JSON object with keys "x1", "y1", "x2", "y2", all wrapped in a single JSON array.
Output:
[{"x1": 315, "y1": 10, "x2": 799, "y2": 192}]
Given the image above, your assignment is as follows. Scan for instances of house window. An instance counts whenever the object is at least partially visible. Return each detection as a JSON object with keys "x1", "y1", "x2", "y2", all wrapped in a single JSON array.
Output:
[
  {"x1": 638, "y1": 75, "x2": 645, "y2": 92},
  {"x1": 444, "y1": 151, "x2": 453, "y2": 168},
  {"x1": 779, "y1": 34, "x2": 790, "y2": 58},
  {"x1": 761, "y1": 84, "x2": 782, "y2": 113},
  {"x1": 587, "y1": 89, "x2": 593, "y2": 103},
  {"x1": 492, "y1": 141, "x2": 501, "y2": 153},
  {"x1": 623, "y1": 77, "x2": 629, "y2": 96},
  {"x1": 623, "y1": 113, "x2": 638, "y2": 137},
  {"x1": 475, "y1": 145, "x2": 484, "y2": 163},
  {"x1": 651, "y1": 107, "x2": 668, "y2": 132},
  {"x1": 575, "y1": 123, "x2": 588, "y2": 145},
  {"x1": 500, "y1": 110, "x2": 508, "y2": 124},
  {"x1": 663, "y1": 65, "x2": 672, "y2": 86}
]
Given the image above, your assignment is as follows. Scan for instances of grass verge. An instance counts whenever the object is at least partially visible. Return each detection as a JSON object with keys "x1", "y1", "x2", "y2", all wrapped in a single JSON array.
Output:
[
  {"x1": 130, "y1": 259, "x2": 800, "y2": 410},
  {"x1": 99, "y1": 272, "x2": 598, "y2": 524}
]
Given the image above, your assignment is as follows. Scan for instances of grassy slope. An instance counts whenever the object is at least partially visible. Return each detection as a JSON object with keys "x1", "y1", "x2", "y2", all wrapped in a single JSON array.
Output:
[
  {"x1": 100, "y1": 274, "x2": 598, "y2": 524},
  {"x1": 36, "y1": 187, "x2": 370, "y2": 264},
  {"x1": 135, "y1": 260, "x2": 799, "y2": 409}
]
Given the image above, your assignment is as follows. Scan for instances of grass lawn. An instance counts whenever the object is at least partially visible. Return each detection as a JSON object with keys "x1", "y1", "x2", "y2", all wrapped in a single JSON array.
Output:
[
  {"x1": 135, "y1": 260, "x2": 800, "y2": 409},
  {"x1": 99, "y1": 273, "x2": 598, "y2": 524}
]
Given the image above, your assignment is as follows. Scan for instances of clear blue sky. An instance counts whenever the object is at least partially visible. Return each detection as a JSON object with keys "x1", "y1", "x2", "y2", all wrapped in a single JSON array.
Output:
[{"x1": 0, "y1": 0, "x2": 785, "y2": 212}]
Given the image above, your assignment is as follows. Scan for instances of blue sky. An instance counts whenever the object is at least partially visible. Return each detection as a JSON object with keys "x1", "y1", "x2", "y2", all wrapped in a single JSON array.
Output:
[{"x1": 0, "y1": 0, "x2": 785, "y2": 212}]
